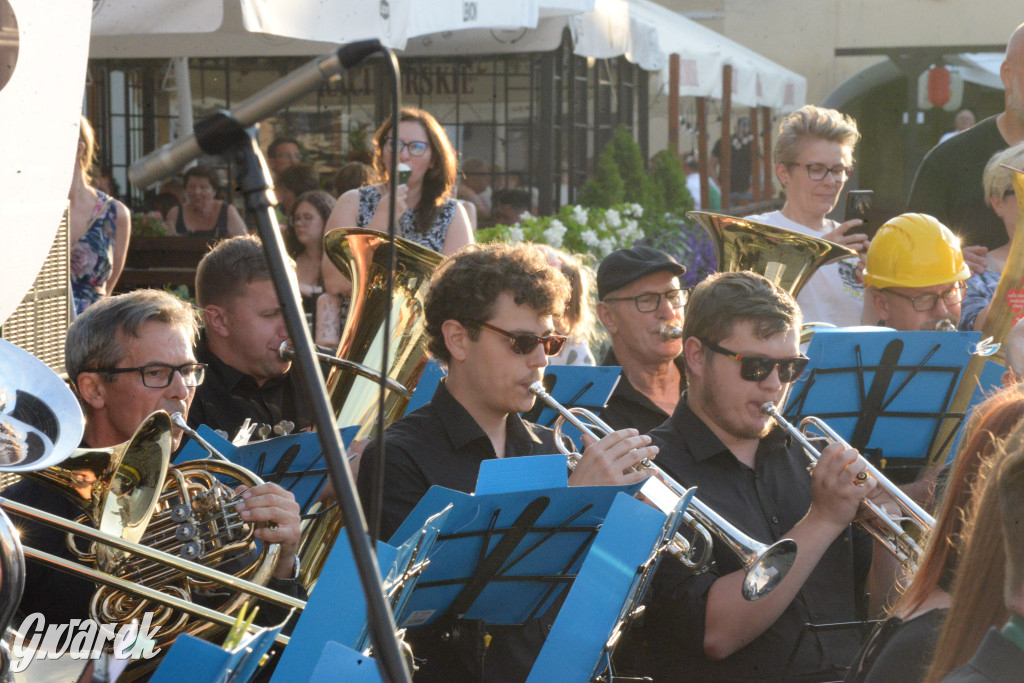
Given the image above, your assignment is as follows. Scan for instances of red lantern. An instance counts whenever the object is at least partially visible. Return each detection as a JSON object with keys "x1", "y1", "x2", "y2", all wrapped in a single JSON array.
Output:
[{"x1": 928, "y1": 66, "x2": 952, "y2": 108}]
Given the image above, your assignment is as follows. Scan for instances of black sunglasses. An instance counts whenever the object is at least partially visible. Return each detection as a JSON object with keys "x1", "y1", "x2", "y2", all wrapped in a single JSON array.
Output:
[
  {"x1": 478, "y1": 322, "x2": 568, "y2": 356},
  {"x1": 701, "y1": 339, "x2": 808, "y2": 383}
]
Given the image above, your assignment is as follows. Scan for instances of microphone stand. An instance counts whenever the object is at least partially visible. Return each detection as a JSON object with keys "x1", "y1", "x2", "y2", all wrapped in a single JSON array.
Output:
[{"x1": 190, "y1": 111, "x2": 411, "y2": 681}]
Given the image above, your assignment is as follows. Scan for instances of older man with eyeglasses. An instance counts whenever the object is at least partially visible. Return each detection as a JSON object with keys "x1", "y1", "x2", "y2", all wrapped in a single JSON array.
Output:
[
  {"x1": 596, "y1": 246, "x2": 688, "y2": 434},
  {"x1": 861, "y1": 213, "x2": 972, "y2": 332}
]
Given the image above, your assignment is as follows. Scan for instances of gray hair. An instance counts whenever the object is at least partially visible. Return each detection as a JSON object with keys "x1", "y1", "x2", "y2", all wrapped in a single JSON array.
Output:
[
  {"x1": 773, "y1": 104, "x2": 860, "y2": 166},
  {"x1": 983, "y1": 143, "x2": 1024, "y2": 204},
  {"x1": 66, "y1": 289, "x2": 200, "y2": 385}
]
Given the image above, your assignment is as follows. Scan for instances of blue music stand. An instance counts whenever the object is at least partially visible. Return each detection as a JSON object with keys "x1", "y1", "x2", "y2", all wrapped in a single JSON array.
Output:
[
  {"x1": 405, "y1": 362, "x2": 621, "y2": 445},
  {"x1": 149, "y1": 624, "x2": 283, "y2": 683},
  {"x1": 784, "y1": 328, "x2": 1004, "y2": 477},
  {"x1": 176, "y1": 426, "x2": 360, "y2": 515},
  {"x1": 270, "y1": 508, "x2": 448, "y2": 683}
]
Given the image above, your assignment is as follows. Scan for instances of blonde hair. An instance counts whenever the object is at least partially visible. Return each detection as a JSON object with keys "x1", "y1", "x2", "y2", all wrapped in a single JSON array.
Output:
[
  {"x1": 982, "y1": 142, "x2": 1024, "y2": 203},
  {"x1": 78, "y1": 116, "x2": 97, "y2": 185},
  {"x1": 773, "y1": 105, "x2": 860, "y2": 166}
]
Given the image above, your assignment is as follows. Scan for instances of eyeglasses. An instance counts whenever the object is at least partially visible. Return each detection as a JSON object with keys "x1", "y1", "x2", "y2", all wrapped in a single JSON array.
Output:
[
  {"x1": 883, "y1": 283, "x2": 966, "y2": 312},
  {"x1": 701, "y1": 339, "x2": 809, "y2": 383},
  {"x1": 787, "y1": 163, "x2": 854, "y2": 182},
  {"x1": 478, "y1": 322, "x2": 567, "y2": 356},
  {"x1": 603, "y1": 288, "x2": 688, "y2": 313},
  {"x1": 90, "y1": 363, "x2": 208, "y2": 388},
  {"x1": 384, "y1": 139, "x2": 430, "y2": 157}
]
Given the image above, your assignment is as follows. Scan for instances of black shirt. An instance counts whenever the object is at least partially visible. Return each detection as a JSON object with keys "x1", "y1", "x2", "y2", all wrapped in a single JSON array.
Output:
[
  {"x1": 356, "y1": 380, "x2": 559, "y2": 682},
  {"x1": 640, "y1": 396, "x2": 871, "y2": 682},
  {"x1": 943, "y1": 627, "x2": 1024, "y2": 683},
  {"x1": 189, "y1": 332, "x2": 320, "y2": 439},
  {"x1": 844, "y1": 608, "x2": 947, "y2": 683},
  {"x1": 907, "y1": 116, "x2": 1008, "y2": 249},
  {"x1": 598, "y1": 347, "x2": 685, "y2": 435},
  {"x1": 713, "y1": 135, "x2": 754, "y2": 194}
]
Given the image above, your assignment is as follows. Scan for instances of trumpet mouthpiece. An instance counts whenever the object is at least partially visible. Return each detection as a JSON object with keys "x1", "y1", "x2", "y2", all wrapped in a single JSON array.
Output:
[
  {"x1": 278, "y1": 341, "x2": 295, "y2": 361},
  {"x1": 659, "y1": 323, "x2": 683, "y2": 340},
  {"x1": 527, "y1": 381, "x2": 546, "y2": 397},
  {"x1": 934, "y1": 319, "x2": 957, "y2": 332}
]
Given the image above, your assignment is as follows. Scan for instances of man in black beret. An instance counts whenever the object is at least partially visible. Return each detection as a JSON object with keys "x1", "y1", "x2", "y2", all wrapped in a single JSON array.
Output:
[{"x1": 596, "y1": 246, "x2": 687, "y2": 433}]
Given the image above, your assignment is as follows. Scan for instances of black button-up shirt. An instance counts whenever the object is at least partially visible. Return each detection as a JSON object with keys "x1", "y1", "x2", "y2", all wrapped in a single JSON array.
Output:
[
  {"x1": 356, "y1": 380, "x2": 559, "y2": 682},
  {"x1": 357, "y1": 380, "x2": 558, "y2": 542},
  {"x1": 641, "y1": 396, "x2": 871, "y2": 682},
  {"x1": 189, "y1": 332, "x2": 319, "y2": 439},
  {"x1": 597, "y1": 347, "x2": 686, "y2": 434}
]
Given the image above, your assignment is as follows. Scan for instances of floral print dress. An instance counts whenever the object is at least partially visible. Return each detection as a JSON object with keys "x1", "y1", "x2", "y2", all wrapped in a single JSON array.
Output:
[{"x1": 70, "y1": 191, "x2": 117, "y2": 315}]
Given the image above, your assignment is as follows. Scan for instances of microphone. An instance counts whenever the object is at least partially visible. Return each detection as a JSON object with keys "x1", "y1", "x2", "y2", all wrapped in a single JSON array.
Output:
[{"x1": 129, "y1": 40, "x2": 382, "y2": 189}]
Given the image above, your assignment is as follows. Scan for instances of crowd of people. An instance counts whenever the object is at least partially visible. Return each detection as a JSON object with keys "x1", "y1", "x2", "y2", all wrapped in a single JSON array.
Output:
[{"x1": 24, "y1": 18, "x2": 1024, "y2": 683}]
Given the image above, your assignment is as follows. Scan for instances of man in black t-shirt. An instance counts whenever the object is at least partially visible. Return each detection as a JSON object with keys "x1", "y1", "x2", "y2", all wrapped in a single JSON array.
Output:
[
  {"x1": 357, "y1": 243, "x2": 658, "y2": 681},
  {"x1": 190, "y1": 235, "x2": 319, "y2": 440},
  {"x1": 907, "y1": 23, "x2": 1024, "y2": 249},
  {"x1": 596, "y1": 246, "x2": 687, "y2": 434},
  {"x1": 638, "y1": 271, "x2": 889, "y2": 682}
]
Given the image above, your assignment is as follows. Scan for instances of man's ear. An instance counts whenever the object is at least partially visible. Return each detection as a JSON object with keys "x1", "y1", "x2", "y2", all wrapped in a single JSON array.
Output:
[
  {"x1": 595, "y1": 301, "x2": 616, "y2": 334},
  {"x1": 203, "y1": 304, "x2": 230, "y2": 337},
  {"x1": 682, "y1": 337, "x2": 705, "y2": 380},
  {"x1": 75, "y1": 372, "x2": 106, "y2": 410},
  {"x1": 871, "y1": 289, "x2": 890, "y2": 323},
  {"x1": 441, "y1": 320, "x2": 471, "y2": 363}
]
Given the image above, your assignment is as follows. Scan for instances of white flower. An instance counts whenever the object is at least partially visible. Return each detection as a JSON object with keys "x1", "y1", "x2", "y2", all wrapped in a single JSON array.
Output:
[
  {"x1": 572, "y1": 205, "x2": 588, "y2": 225},
  {"x1": 605, "y1": 209, "x2": 622, "y2": 228},
  {"x1": 542, "y1": 219, "x2": 567, "y2": 248},
  {"x1": 629, "y1": 203, "x2": 644, "y2": 217},
  {"x1": 581, "y1": 229, "x2": 600, "y2": 247},
  {"x1": 507, "y1": 226, "x2": 525, "y2": 243},
  {"x1": 518, "y1": 211, "x2": 533, "y2": 223},
  {"x1": 598, "y1": 237, "x2": 615, "y2": 257}
]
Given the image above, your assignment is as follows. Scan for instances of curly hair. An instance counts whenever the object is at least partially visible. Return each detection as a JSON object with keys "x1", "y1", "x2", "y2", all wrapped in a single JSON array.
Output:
[
  {"x1": 373, "y1": 107, "x2": 457, "y2": 235},
  {"x1": 424, "y1": 243, "x2": 571, "y2": 364}
]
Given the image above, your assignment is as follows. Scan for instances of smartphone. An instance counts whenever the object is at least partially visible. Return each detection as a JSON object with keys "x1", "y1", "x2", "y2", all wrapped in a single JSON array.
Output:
[{"x1": 844, "y1": 189, "x2": 874, "y2": 237}]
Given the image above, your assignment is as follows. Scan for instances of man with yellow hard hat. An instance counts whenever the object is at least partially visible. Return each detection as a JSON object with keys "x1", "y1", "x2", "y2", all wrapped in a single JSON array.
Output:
[{"x1": 861, "y1": 213, "x2": 972, "y2": 332}]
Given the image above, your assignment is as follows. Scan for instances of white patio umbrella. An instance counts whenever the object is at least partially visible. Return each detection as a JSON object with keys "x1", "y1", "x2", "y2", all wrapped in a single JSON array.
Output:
[{"x1": 0, "y1": 0, "x2": 91, "y2": 326}]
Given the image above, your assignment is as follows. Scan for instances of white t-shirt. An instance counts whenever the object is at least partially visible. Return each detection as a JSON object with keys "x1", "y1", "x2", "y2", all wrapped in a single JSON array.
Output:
[{"x1": 745, "y1": 210, "x2": 865, "y2": 327}]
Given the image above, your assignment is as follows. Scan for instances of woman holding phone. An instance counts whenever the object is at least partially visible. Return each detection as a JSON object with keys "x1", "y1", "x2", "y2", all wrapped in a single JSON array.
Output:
[
  {"x1": 317, "y1": 107, "x2": 473, "y2": 346},
  {"x1": 746, "y1": 105, "x2": 869, "y2": 327}
]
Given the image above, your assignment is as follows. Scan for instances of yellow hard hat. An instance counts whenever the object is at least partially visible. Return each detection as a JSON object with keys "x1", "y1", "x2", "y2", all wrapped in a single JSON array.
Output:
[{"x1": 862, "y1": 213, "x2": 970, "y2": 289}]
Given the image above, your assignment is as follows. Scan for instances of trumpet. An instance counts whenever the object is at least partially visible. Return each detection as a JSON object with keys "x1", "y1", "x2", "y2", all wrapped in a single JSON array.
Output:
[
  {"x1": 760, "y1": 402, "x2": 934, "y2": 570},
  {"x1": 278, "y1": 341, "x2": 412, "y2": 399},
  {"x1": 658, "y1": 322, "x2": 683, "y2": 340},
  {"x1": 528, "y1": 382, "x2": 797, "y2": 601}
]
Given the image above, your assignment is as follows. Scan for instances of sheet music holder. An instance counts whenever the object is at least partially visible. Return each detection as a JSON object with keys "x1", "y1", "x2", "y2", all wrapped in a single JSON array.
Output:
[
  {"x1": 150, "y1": 624, "x2": 284, "y2": 683},
  {"x1": 784, "y1": 328, "x2": 1003, "y2": 480},
  {"x1": 405, "y1": 362, "x2": 621, "y2": 448},
  {"x1": 176, "y1": 425, "x2": 359, "y2": 515},
  {"x1": 271, "y1": 507, "x2": 449, "y2": 683},
  {"x1": 389, "y1": 455, "x2": 644, "y2": 629},
  {"x1": 781, "y1": 619, "x2": 884, "y2": 682}
]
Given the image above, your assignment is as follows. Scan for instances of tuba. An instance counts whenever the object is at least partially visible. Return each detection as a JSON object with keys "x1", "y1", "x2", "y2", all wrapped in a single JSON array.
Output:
[
  {"x1": 298, "y1": 228, "x2": 444, "y2": 585},
  {"x1": 687, "y1": 211, "x2": 857, "y2": 298}
]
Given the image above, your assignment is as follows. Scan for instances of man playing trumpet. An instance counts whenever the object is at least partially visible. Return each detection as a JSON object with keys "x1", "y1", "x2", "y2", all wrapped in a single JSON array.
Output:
[{"x1": 637, "y1": 271, "x2": 892, "y2": 682}]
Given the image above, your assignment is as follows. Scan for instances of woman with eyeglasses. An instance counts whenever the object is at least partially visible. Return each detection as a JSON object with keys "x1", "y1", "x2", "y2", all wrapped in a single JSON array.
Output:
[
  {"x1": 959, "y1": 143, "x2": 1024, "y2": 331},
  {"x1": 316, "y1": 107, "x2": 473, "y2": 346},
  {"x1": 284, "y1": 190, "x2": 336, "y2": 331},
  {"x1": 746, "y1": 105, "x2": 868, "y2": 327}
]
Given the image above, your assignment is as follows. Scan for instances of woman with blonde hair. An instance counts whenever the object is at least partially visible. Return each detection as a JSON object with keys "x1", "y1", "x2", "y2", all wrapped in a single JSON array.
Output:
[
  {"x1": 69, "y1": 116, "x2": 131, "y2": 315},
  {"x1": 844, "y1": 386, "x2": 1024, "y2": 681},
  {"x1": 747, "y1": 105, "x2": 868, "y2": 327},
  {"x1": 540, "y1": 246, "x2": 597, "y2": 366},
  {"x1": 959, "y1": 142, "x2": 1024, "y2": 331}
]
